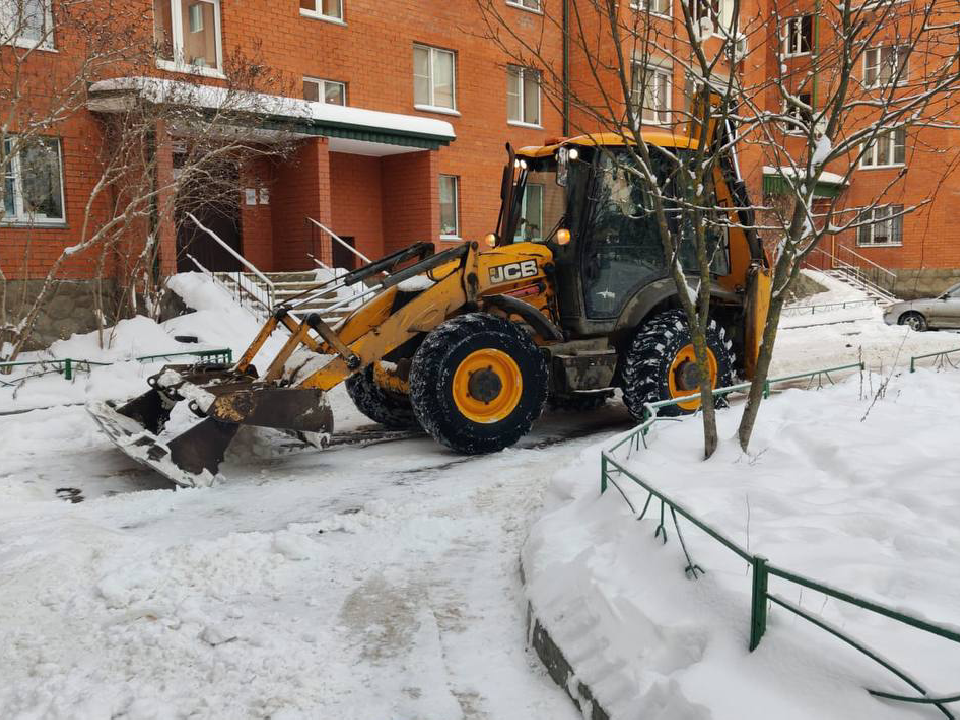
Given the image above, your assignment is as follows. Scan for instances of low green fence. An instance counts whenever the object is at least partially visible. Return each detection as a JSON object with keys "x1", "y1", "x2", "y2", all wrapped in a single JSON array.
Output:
[
  {"x1": 0, "y1": 348, "x2": 232, "y2": 383},
  {"x1": 781, "y1": 298, "x2": 880, "y2": 317},
  {"x1": 910, "y1": 347, "x2": 960, "y2": 374},
  {"x1": 600, "y1": 363, "x2": 960, "y2": 718}
]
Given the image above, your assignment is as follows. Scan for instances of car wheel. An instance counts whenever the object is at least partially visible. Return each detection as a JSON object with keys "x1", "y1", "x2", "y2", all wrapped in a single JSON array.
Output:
[{"x1": 899, "y1": 312, "x2": 928, "y2": 332}]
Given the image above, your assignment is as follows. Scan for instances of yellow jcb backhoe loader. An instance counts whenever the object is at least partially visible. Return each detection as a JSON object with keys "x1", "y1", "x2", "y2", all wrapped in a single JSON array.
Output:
[{"x1": 89, "y1": 121, "x2": 771, "y2": 487}]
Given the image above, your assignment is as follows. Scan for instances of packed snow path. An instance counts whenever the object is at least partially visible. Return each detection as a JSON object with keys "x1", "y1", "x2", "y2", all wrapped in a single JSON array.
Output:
[{"x1": 0, "y1": 388, "x2": 632, "y2": 719}]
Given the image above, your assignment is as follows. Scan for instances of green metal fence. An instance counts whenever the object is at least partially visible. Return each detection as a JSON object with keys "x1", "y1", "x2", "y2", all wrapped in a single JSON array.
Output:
[
  {"x1": 910, "y1": 347, "x2": 960, "y2": 374},
  {"x1": 600, "y1": 363, "x2": 960, "y2": 718},
  {"x1": 0, "y1": 348, "x2": 232, "y2": 382}
]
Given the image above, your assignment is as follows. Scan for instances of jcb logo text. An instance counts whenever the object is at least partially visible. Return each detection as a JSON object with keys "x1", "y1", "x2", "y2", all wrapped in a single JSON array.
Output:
[{"x1": 489, "y1": 260, "x2": 538, "y2": 284}]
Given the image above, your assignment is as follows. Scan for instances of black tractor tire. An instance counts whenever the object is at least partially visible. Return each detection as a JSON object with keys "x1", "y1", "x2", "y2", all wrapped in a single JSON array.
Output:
[
  {"x1": 548, "y1": 391, "x2": 613, "y2": 412},
  {"x1": 409, "y1": 313, "x2": 549, "y2": 454},
  {"x1": 345, "y1": 364, "x2": 419, "y2": 430},
  {"x1": 899, "y1": 312, "x2": 928, "y2": 332},
  {"x1": 622, "y1": 309, "x2": 736, "y2": 421}
]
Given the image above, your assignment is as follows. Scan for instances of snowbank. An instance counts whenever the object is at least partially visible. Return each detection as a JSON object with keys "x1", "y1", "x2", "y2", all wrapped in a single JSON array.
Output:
[{"x1": 524, "y1": 370, "x2": 960, "y2": 720}]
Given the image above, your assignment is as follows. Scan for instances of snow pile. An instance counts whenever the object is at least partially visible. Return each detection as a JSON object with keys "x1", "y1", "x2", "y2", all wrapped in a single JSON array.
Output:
[{"x1": 524, "y1": 370, "x2": 960, "y2": 720}]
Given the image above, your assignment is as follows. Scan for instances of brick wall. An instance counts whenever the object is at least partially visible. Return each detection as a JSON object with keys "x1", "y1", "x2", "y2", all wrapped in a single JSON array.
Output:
[
  {"x1": 271, "y1": 137, "x2": 332, "y2": 271},
  {"x1": 382, "y1": 151, "x2": 438, "y2": 255},
  {"x1": 329, "y1": 152, "x2": 384, "y2": 264}
]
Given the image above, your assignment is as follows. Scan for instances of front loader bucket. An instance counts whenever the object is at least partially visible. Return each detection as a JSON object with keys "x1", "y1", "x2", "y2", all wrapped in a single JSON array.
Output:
[
  {"x1": 115, "y1": 388, "x2": 172, "y2": 435},
  {"x1": 87, "y1": 401, "x2": 239, "y2": 488}
]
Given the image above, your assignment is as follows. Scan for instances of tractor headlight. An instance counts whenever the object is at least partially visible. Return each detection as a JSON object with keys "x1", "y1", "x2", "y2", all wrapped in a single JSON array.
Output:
[
  {"x1": 556, "y1": 228, "x2": 571, "y2": 245},
  {"x1": 484, "y1": 233, "x2": 497, "y2": 248}
]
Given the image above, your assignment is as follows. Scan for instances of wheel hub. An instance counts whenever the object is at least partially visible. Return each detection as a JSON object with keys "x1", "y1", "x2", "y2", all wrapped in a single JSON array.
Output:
[
  {"x1": 674, "y1": 359, "x2": 702, "y2": 391},
  {"x1": 667, "y1": 343, "x2": 719, "y2": 411},
  {"x1": 467, "y1": 366, "x2": 503, "y2": 404}
]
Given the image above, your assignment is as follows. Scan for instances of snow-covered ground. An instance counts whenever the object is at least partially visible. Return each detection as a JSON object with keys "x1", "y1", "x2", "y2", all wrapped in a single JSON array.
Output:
[
  {"x1": 524, "y1": 369, "x2": 960, "y2": 720},
  {"x1": 1, "y1": 271, "x2": 958, "y2": 719}
]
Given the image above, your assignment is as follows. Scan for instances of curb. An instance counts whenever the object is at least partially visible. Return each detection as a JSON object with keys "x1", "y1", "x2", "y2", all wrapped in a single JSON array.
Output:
[{"x1": 521, "y1": 564, "x2": 611, "y2": 720}]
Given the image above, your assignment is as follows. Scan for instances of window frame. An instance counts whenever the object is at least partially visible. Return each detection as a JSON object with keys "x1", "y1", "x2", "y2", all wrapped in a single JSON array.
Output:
[
  {"x1": 857, "y1": 205, "x2": 904, "y2": 247},
  {"x1": 859, "y1": 127, "x2": 906, "y2": 169},
  {"x1": 413, "y1": 44, "x2": 459, "y2": 115},
  {"x1": 632, "y1": 63, "x2": 672, "y2": 126},
  {"x1": 505, "y1": 0, "x2": 542, "y2": 13},
  {"x1": 507, "y1": 65, "x2": 542, "y2": 128},
  {"x1": 299, "y1": 0, "x2": 345, "y2": 24},
  {"x1": 863, "y1": 45, "x2": 908, "y2": 88},
  {"x1": 439, "y1": 174, "x2": 460, "y2": 240},
  {"x1": 783, "y1": 15, "x2": 813, "y2": 58},
  {"x1": 1, "y1": 136, "x2": 67, "y2": 226},
  {"x1": 155, "y1": 0, "x2": 224, "y2": 78},
  {"x1": 303, "y1": 76, "x2": 347, "y2": 106},
  {"x1": 629, "y1": 0, "x2": 672, "y2": 18},
  {"x1": 2, "y1": 0, "x2": 55, "y2": 50},
  {"x1": 782, "y1": 92, "x2": 813, "y2": 135}
]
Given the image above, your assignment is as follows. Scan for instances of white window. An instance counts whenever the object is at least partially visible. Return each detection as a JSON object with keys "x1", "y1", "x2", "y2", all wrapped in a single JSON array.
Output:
[
  {"x1": 2, "y1": 137, "x2": 65, "y2": 224},
  {"x1": 506, "y1": 0, "x2": 541, "y2": 10},
  {"x1": 414, "y1": 44, "x2": 457, "y2": 112},
  {"x1": 1, "y1": 0, "x2": 54, "y2": 49},
  {"x1": 303, "y1": 77, "x2": 346, "y2": 106},
  {"x1": 783, "y1": 92, "x2": 812, "y2": 134},
  {"x1": 632, "y1": 65, "x2": 671, "y2": 125},
  {"x1": 857, "y1": 205, "x2": 903, "y2": 246},
  {"x1": 784, "y1": 15, "x2": 812, "y2": 57},
  {"x1": 507, "y1": 66, "x2": 541, "y2": 127},
  {"x1": 632, "y1": 0, "x2": 671, "y2": 16},
  {"x1": 154, "y1": 0, "x2": 223, "y2": 75},
  {"x1": 860, "y1": 127, "x2": 906, "y2": 168},
  {"x1": 299, "y1": 0, "x2": 343, "y2": 22},
  {"x1": 513, "y1": 184, "x2": 544, "y2": 242},
  {"x1": 864, "y1": 46, "x2": 908, "y2": 88},
  {"x1": 440, "y1": 175, "x2": 460, "y2": 238}
]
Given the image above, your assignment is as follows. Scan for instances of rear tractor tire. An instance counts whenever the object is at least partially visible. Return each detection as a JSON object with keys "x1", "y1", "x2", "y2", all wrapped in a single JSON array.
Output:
[
  {"x1": 345, "y1": 363, "x2": 419, "y2": 430},
  {"x1": 622, "y1": 309, "x2": 736, "y2": 421},
  {"x1": 409, "y1": 313, "x2": 549, "y2": 454}
]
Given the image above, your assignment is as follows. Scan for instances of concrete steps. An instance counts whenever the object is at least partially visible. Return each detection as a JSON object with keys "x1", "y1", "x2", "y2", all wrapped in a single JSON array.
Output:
[{"x1": 823, "y1": 268, "x2": 898, "y2": 304}]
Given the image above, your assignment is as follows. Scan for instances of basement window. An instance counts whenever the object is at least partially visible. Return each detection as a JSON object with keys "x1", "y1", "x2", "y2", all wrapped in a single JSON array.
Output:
[
  {"x1": 304, "y1": 77, "x2": 346, "y2": 106},
  {"x1": 857, "y1": 205, "x2": 903, "y2": 246},
  {"x1": 154, "y1": 0, "x2": 223, "y2": 76},
  {"x1": 2, "y1": 137, "x2": 66, "y2": 225},
  {"x1": 440, "y1": 175, "x2": 460, "y2": 239}
]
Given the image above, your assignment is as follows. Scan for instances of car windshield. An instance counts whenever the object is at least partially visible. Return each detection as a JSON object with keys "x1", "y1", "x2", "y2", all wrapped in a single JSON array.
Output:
[{"x1": 945, "y1": 282, "x2": 960, "y2": 297}]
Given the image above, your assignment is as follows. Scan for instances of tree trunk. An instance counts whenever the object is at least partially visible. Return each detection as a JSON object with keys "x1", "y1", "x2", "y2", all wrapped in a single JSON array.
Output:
[{"x1": 737, "y1": 291, "x2": 787, "y2": 451}]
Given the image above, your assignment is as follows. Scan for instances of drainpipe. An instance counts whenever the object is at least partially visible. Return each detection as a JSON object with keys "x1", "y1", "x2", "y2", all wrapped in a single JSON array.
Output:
[{"x1": 562, "y1": 0, "x2": 570, "y2": 136}]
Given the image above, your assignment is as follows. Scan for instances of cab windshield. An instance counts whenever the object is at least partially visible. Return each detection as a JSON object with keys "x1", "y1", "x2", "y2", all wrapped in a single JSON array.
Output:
[{"x1": 510, "y1": 156, "x2": 568, "y2": 244}]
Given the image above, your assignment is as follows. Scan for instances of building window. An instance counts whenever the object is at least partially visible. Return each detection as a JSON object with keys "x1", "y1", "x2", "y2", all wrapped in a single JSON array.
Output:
[
  {"x1": 632, "y1": 0, "x2": 671, "y2": 16},
  {"x1": 783, "y1": 15, "x2": 812, "y2": 57},
  {"x1": 507, "y1": 66, "x2": 541, "y2": 127},
  {"x1": 864, "y1": 46, "x2": 908, "y2": 88},
  {"x1": 299, "y1": 0, "x2": 343, "y2": 22},
  {"x1": 783, "y1": 92, "x2": 812, "y2": 134},
  {"x1": 513, "y1": 184, "x2": 543, "y2": 242},
  {"x1": 2, "y1": 137, "x2": 65, "y2": 224},
  {"x1": 303, "y1": 78, "x2": 346, "y2": 106},
  {"x1": 860, "y1": 127, "x2": 906, "y2": 168},
  {"x1": 439, "y1": 175, "x2": 459, "y2": 238},
  {"x1": 414, "y1": 45, "x2": 456, "y2": 112},
  {"x1": 632, "y1": 65, "x2": 671, "y2": 125},
  {"x1": 506, "y1": 0, "x2": 540, "y2": 10},
  {"x1": 857, "y1": 205, "x2": 903, "y2": 246},
  {"x1": 154, "y1": 0, "x2": 222, "y2": 74},
  {"x1": 1, "y1": 0, "x2": 53, "y2": 48}
]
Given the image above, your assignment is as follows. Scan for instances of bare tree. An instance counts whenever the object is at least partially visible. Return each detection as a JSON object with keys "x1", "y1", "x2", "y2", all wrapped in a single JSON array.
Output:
[
  {"x1": 475, "y1": 0, "x2": 960, "y2": 457},
  {"x1": 0, "y1": 0, "x2": 298, "y2": 361}
]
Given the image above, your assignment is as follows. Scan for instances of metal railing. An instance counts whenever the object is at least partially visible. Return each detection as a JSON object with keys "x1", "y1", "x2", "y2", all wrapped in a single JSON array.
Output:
[
  {"x1": 910, "y1": 347, "x2": 960, "y2": 373},
  {"x1": 805, "y1": 246, "x2": 898, "y2": 302},
  {"x1": 600, "y1": 363, "x2": 960, "y2": 718},
  {"x1": 781, "y1": 297, "x2": 880, "y2": 317},
  {"x1": 0, "y1": 348, "x2": 232, "y2": 383},
  {"x1": 306, "y1": 216, "x2": 371, "y2": 269},
  {"x1": 186, "y1": 213, "x2": 276, "y2": 316}
]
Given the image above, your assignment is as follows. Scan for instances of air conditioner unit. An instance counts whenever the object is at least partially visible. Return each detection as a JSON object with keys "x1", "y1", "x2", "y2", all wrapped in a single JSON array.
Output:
[{"x1": 734, "y1": 35, "x2": 748, "y2": 62}]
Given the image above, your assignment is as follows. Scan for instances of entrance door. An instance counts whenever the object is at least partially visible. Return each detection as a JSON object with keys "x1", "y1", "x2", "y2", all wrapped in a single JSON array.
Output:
[
  {"x1": 176, "y1": 199, "x2": 243, "y2": 273},
  {"x1": 332, "y1": 236, "x2": 357, "y2": 271}
]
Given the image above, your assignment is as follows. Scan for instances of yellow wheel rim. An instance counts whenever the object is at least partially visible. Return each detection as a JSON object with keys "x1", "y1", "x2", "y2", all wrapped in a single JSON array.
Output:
[
  {"x1": 667, "y1": 344, "x2": 719, "y2": 411},
  {"x1": 452, "y1": 348, "x2": 523, "y2": 424}
]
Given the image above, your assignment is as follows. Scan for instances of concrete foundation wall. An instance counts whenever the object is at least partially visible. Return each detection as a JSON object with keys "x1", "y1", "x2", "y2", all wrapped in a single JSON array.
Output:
[{"x1": 890, "y1": 268, "x2": 960, "y2": 300}]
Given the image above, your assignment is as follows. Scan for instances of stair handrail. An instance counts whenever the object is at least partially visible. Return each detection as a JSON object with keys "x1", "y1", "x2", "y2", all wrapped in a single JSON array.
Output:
[
  {"x1": 804, "y1": 248, "x2": 897, "y2": 302},
  {"x1": 186, "y1": 212, "x2": 275, "y2": 307},
  {"x1": 306, "y1": 216, "x2": 372, "y2": 266},
  {"x1": 837, "y1": 245, "x2": 898, "y2": 284}
]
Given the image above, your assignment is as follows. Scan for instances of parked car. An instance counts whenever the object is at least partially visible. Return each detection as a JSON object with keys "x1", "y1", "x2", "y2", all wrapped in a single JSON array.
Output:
[{"x1": 883, "y1": 281, "x2": 960, "y2": 331}]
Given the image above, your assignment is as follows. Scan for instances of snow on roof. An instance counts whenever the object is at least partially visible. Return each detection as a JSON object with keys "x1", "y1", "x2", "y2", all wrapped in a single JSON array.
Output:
[
  {"x1": 88, "y1": 76, "x2": 456, "y2": 141},
  {"x1": 763, "y1": 165, "x2": 847, "y2": 185}
]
